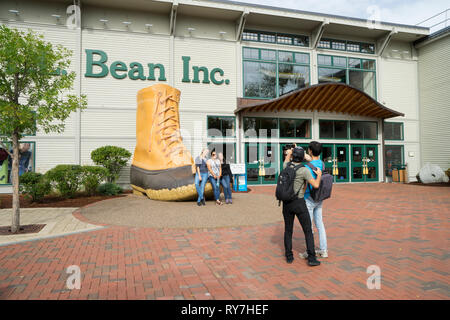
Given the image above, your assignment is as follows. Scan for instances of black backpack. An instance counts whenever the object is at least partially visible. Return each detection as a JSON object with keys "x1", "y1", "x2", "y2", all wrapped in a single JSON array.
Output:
[
  {"x1": 305, "y1": 162, "x2": 333, "y2": 202},
  {"x1": 275, "y1": 162, "x2": 304, "y2": 205}
]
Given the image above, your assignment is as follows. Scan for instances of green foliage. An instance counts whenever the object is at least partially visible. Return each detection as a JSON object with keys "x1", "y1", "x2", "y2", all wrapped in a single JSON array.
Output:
[
  {"x1": 0, "y1": 25, "x2": 87, "y2": 139},
  {"x1": 46, "y1": 165, "x2": 84, "y2": 198},
  {"x1": 97, "y1": 182, "x2": 123, "y2": 196},
  {"x1": 81, "y1": 166, "x2": 108, "y2": 196},
  {"x1": 91, "y1": 146, "x2": 131, "y2": 183},
  {"x1": 19, "y1": 172, "x2": 51, "y2": 202}
]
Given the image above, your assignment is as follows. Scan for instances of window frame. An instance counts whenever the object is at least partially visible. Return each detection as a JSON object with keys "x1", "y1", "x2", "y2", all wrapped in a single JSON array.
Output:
[
  {"x1": 384, "y1": 144, "x2": 405, "y2": 177},
  {"x1": 278, "y1": 118, "x2": 312, "y2": 139},
  {"x1": 384, "y1": 122, "x2": 404, "y2": 141},
  {"x1": 319, "y1": 120, "x2": 349, "y2": 140},
  {"x1": 243, "y1": 47, "x2": 311, "y2": 99},
  {"x1": 243, "y1": 116, "x2": 280, "y2": 138},
  {"x1": 206, "y1": 142, "x2": 237, "y2": 164},
  {"x1": 349, "y1": 120, "x2": 378, "y2": 140},
  {"x1": 242, "y1": 29, "x2": 309, "y2": 47},
  {"x1": 207, "y1": 115, "x2": 236, "y2": 138},
  {"x1": 318, "y1": 38, "x2": 376, "y2": 54},
  {"x1": 318, "y1": 54, "x2": 377, "y2": 99}
]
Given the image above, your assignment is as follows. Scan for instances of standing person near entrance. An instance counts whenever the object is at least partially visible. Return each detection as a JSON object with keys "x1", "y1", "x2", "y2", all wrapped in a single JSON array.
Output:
[
  {"x1": 195, "y1": 148, "x2": 209, "y2": 206},
  {"x1": 301, "y1": 141, "x2": 328, "y2": 259},
  {"x1": 282, "y1": 146, "x2": 322, "y2": 266},
  {"x1": 207, "y1": 149, "x2": 223, "y2": 205},
  {"x1": 218, "y1": 152, "x2": 233, "y2": 204}
]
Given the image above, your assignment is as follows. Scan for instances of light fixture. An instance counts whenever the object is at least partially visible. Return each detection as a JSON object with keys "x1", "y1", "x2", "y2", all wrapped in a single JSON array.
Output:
[
  {"x1": 122, "y1": 21, "x2": 132, "y2": 25},
  {"x1": 391, "y1": 49, "x2": 399, "y2": 52},
  {"x1": 187, "y1": 27, "x2": 195, "y2": 32},
  {"x1": 145, "y1": 23, "x2": 153, "y2": 28},
  {"x1": 51, "y1": 14, "x2": 61, "y2": 19},
  {"x1": 99, "y1": 19, "x2": 108, "y2": 23},
  {"x1": 9, "y1": 9, "x2": 19, "y2": 15},
  {"x1": 219, "y1": 31, "x2": 227, "y2": 35}
]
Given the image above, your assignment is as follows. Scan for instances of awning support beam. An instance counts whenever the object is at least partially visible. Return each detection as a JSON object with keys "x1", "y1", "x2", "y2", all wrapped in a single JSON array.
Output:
[
  {"x1": 376, "y1": 28, "x2": 397, "y2": 56},
  {"x1": 169, "y1": 1, "x2": 178, "y2": 36},
  {"x1": 312, "y1": 19, "x2": 329, "y2": 49},
  {"x1": 236, "y1": 9, "x2": 249, "y2": 42}
]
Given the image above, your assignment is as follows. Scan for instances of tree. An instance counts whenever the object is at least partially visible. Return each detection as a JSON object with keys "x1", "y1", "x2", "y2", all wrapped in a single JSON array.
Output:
[{"x1": 0, "y1": 25, "x2": 87, "y2": 233}]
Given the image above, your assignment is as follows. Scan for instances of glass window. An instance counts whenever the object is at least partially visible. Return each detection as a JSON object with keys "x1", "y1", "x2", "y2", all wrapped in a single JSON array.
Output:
[
  {"x1": 242, "y1": 31, "x2": 258, "y2": 41},
  {"x1": 385, "y1": 145, "x2": 404, "y2": 177},
  {"x1": 0, "y1": 142, "x2": 36, "y2": 185},
  {"x1": 318, "y1": 67, "x2": 346, "y2": 83},
  {"x1": 278, "y1": 64, "x2": 310, "y2": 95},
  {"x1": 260, "y1": 32, "x2": 276, "y2": 43},
  {"x1": 362, "y1": 59, "x2": 375, "y2": 70},
  {"x1": 293, "y1": 36, "x2": 308, "y2": 46},
  {"x1": 294, "y1": 53, "x2": 309, "y2": 64},
  {"x1": 278, "y1": 51, "x2": 294, "y2": 63},
  {"x1": 318, "y1": 55, "x2": 332, "y2": 66},
  {"x1": 318, "y1": 39, "x2": 331, "y2": 49},
  {"x1": 347, "y1": 42, "x2": 360, "y2": 52},
  {"x1": 384, "y1": 122, "x2": 403, "y2": 140},
  {"x1": 280, "y1": 119, "x2": 311, "y2": 138},
  {"x1": 244, "y1": 117, "x2": 258, "y2": 137},
  {"x1": 208, "y1": 143, "x2": 236, "y2": 163},
  {"x1": 207, "y1": 116, "x2": 235, "y2": 137},
  {"x1": 259, "y1": 118, "x2": 278, "y2": 138},
  {"x1": 334, "y1": 121, "x2": 348, "y2": 139},
  {"x1": 361, "y1": 43, "x2": 375, "y2": 54},
  {"x1": 243, "y1": 47, "x2": 259, "y2": 59},
  {"x1": 350, "y1": 121, "x2": 377, "y2": 140},
  {"x1": 348, "y1": 58, "x2": 361, "y2": 69},
  {"x1": 320, "y1": 120, "x2": 334, "y2": 139},
  {"x1": 277, "y1": 35, "x2": 292, "y2": 45},
  {"x1": 243, "y1": 61, "x2": 276, "y2": 98},
  {"x1": 333, "y1": 56, "x2": 347, "y2": 67},
  {"x1": 260, "y1": 49, "x2": 276, "y2": 61},
  {"x1": 332, "y1": 40, "x2": 346, "y2": 50}
]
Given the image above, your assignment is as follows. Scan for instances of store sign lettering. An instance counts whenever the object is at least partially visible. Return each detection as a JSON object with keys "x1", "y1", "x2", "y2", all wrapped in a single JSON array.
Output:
[{"x1": 84, "y1": 49, "x2": 229, "y2": 85}]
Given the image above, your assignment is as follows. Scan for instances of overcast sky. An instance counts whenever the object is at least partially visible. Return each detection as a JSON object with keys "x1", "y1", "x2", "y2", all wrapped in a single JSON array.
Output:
[{"x1": 238, "y1": 0, "x2": 449, "y2": 27}]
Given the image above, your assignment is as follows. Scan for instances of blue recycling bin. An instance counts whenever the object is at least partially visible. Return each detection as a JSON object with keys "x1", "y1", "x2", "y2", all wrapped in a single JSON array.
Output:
[{"x1": 233, "y1": 173, "x2": 247, "y2": 192}]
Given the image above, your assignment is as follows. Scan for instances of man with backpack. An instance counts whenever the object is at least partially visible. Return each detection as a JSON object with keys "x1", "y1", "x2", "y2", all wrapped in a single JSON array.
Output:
[
  {"x1": 300, "y1": 141, "x2": 329, "y2": 260},
  {"x1": 277, "y1": 146, "x2": 322, "y2": 266}
]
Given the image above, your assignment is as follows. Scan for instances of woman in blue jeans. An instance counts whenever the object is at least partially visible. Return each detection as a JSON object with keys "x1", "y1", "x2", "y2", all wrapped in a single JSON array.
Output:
[
  {"x1": 218, "y1": 153, "x2": 233, "y2": 204},
  {"x1": 206, "y1": 149, "x2": 223, "y2": 205},
  {"x1": 194, "y1": 148, "x2": 209, "y2": 206}
]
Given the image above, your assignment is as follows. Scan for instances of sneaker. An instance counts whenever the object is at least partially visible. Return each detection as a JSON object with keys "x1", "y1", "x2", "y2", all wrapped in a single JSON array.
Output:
[
  {"x1": 308, "y1": 257, "x2": 321, "y2": 267},
  {"x1": 197, "y1": 202, "x2": 202, "y2": 206},
  {"x1": 225, "y1": 199, "x2": 230, "y2": 204},
  {"x1": 286, "y1": 256, "x2": 294, "y2": 264},
  {"x1": 229, "y1": 199, "x2": 232, "y2": 204},
  {"x1": 299, "y1": 251, "x2": 309, "y2": 259},
  {"x1": 316, "y1": 250, "x2": 328, "y2": 258},
  {"x1": 201, "y1": 198, "x2": 206, "y2": 205}
]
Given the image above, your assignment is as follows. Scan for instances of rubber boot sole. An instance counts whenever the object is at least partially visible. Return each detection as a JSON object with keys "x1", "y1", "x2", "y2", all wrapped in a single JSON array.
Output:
[{"x1": 130, "y1": 165, "x2": 214, "y2": 201}]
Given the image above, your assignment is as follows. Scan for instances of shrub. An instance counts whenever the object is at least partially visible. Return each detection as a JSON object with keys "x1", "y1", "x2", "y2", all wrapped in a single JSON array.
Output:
[
  {"x1": 97, "y1": 182, "x2": 123, "y2": 196},
  {"x1": 82, "y1": 166, "x2": 108, "y2": 196},
  {"x1": 19, "y1": 172, "x2": 51, "y2": 202},
  {"x1": 46, "y1": 164, "x2": 84, "y2": 198},
  {"x1": 91, "y1": 146, "x2": 131, "y2": 183}
]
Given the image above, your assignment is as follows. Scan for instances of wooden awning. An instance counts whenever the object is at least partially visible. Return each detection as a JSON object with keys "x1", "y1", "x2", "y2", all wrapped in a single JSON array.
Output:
[{"x1": 234, "y1": 83, "x2": 404, "y2": 119}]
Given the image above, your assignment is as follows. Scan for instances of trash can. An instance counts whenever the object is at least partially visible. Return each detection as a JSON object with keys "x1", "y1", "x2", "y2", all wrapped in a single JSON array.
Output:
[{"x1": 392, "y1": 164, "x2": 406, "y2": 183}]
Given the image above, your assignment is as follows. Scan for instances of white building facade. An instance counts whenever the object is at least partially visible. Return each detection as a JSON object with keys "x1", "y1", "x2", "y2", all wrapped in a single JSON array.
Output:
[{"x1": 1, "y1": 0, "x2": 447, "y2": 192}]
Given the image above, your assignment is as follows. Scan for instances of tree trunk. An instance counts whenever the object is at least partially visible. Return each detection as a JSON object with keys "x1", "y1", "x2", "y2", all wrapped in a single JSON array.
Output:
[{"x1": 10, "y1": 132, "x2": 20, "y2": 233}]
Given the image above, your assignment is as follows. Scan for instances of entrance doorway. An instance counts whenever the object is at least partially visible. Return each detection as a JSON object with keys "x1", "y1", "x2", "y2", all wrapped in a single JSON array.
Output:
[
  {"x1": 245, "y1": 143, "x2": 278, "y2": 185},
  {"x1": 351, "y1": 144, "x2": 378, "y2": 182},
  {"x1": 321, "y1": 144, "x2": 350, "y2": 183}
]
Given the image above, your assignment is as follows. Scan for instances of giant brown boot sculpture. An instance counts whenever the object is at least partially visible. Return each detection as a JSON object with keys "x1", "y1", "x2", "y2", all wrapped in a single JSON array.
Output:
[{"x1": 130, "y1": 84, "x2": 212, "y2": 201}]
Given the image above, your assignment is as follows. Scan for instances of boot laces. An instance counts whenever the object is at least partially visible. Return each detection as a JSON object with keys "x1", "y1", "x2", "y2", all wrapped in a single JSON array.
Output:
[{"x1": 149, "y1": 91, "x2": 188, "y2": 164}]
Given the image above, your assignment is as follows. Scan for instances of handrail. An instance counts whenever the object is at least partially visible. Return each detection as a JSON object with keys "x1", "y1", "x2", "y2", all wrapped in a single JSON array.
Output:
[{"x1": 415, "y1": 8, "x2": 449, "y2": 33}]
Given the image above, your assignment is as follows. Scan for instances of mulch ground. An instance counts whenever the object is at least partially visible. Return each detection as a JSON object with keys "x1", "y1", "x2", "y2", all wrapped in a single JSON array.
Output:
[
  {"x1": 0, "y1": 224, "x2": 46, "y2": 236},
  {"x1": 0, "y1": 191, "x2": 131, "y2": 209}
]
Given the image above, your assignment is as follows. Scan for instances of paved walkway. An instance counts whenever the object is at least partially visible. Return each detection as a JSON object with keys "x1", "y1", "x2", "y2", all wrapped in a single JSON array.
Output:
[
  {"x1": 0, "y1": 208, "x2": 104, "y2": 246},
  {"x1": 0, "y1": 183, "x2": 448, "y2": 300}
]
